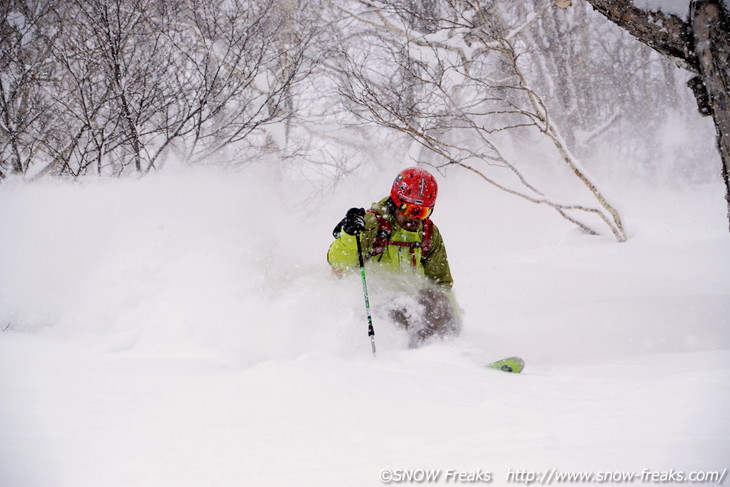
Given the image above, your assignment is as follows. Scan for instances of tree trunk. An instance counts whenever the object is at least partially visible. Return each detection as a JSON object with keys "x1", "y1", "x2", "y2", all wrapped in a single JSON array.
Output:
[
  {"x1": 582, "y1": 0, "x2": 730, "y2": 232},
  {"x1": 690, "y1": 1, "x2": 730, "y2": 230}
]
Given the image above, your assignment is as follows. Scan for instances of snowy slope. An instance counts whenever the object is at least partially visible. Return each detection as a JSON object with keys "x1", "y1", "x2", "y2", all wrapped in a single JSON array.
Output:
[{"x1": 1, "y1": 166, "x2": 729, "y2": 486}]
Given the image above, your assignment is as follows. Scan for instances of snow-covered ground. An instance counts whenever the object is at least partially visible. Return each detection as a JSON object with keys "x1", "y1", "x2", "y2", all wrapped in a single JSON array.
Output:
[{"x1": 1, "y1": 166, "x2": 729, "y2": 486}]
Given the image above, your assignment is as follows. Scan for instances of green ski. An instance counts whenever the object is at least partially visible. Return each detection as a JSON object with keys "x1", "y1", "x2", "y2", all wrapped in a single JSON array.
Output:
[{"x1": 487, "y1": 356, "x2": 525, "y2": 373}]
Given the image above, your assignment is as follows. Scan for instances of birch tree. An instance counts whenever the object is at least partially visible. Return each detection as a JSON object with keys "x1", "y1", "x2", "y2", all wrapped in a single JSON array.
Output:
[
  {"x1": 334, "y1": 0, "x2": 627, "y2": 241},
  {"x1": 4, "y1": 0, "x2": 320, "y2": 178},
  {"x1": 0, "y1": 0, "x2": 58, "y2": 179},
  {"x1": 576, "y1": 0, "x2": 730, "y2": 232}
]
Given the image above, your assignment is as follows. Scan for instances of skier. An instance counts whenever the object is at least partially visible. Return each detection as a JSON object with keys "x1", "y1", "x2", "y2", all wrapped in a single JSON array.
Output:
[{"x1": 328, "y1": 167, "x2": 461, "y2": 347}]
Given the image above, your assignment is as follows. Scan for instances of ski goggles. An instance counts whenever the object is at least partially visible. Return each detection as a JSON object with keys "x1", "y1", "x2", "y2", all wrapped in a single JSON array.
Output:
[{"x1": 398, "y1": 203, "x2": 433, "y2": 220}]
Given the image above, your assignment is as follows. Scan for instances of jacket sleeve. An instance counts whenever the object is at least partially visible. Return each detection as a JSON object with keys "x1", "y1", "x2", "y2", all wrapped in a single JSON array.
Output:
[
  {"x1": 327, "y1": 212, "x2": 378, "y2": 273},
  {"x1": 422, "y1": 224, "x2": 454, "y2": 288}
]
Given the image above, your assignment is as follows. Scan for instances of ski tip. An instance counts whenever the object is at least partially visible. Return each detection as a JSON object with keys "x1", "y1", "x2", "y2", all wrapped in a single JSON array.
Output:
[{"x1": 486, "y1": 356, "x2": 525, "y2": 374}]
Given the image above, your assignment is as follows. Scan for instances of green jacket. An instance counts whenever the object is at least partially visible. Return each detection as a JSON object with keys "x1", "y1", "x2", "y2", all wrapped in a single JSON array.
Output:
[{"x1": 327, "y1": 197, "x2": 454, "y2": 288}]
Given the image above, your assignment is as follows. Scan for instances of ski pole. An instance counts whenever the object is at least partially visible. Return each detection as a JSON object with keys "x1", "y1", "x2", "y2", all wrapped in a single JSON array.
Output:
[{"x1": 355, "y1": 233, "x2": 377, "y2": 356}]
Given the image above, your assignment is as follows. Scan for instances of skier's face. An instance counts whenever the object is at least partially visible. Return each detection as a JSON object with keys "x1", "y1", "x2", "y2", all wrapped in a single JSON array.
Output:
[{"x1": 395, "y1": 209, "x2": 421, "y2": 232}]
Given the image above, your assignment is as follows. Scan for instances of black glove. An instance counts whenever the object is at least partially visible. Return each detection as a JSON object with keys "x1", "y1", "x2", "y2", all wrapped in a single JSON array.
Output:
[{"x1": 342, "y1": 207, "x2": 366, "y2": 235}]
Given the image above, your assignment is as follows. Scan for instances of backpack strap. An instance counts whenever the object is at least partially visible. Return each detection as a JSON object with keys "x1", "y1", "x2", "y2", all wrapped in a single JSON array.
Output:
[
  {"x1": 422, "y1": 218, "x2": 433, "y2": 256},
  {"x1": 365, "y1": 209, "x2": 392, "y2": 258}
]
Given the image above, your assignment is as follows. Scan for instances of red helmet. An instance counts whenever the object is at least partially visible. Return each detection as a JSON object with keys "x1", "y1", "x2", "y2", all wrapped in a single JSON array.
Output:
[{"x1": 390, "y1": 167, "x2": 438, "y2": 216}]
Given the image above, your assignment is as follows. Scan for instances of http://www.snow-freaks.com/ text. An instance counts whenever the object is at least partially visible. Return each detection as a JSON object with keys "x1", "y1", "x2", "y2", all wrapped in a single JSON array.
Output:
[{"x1": 378, "y1": 467, "x2": 728, "y2": 484}]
